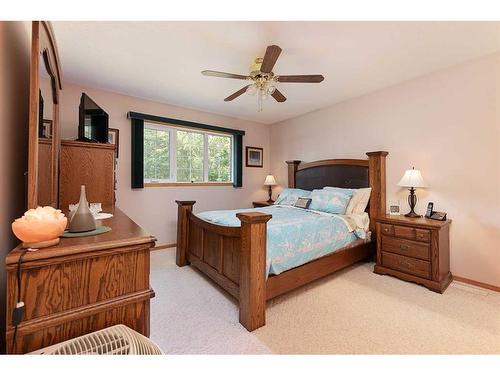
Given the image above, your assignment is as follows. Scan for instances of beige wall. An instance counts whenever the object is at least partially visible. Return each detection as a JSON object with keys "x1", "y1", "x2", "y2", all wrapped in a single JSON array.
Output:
[
  {"x1": 270, "y1": 53, "x2": 500, "y2": 287},
  {"x1": 59, "y1": 83, "x2": 271, "y2": 244},
  {"x1": 0, "y1": 21, "x2": 31, "y2": 353}
]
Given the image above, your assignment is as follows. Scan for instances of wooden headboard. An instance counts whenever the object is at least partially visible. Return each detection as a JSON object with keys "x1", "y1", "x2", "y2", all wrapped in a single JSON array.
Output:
[{"x1": 286, "y1": 151, "x2": 388, "y2": 233}]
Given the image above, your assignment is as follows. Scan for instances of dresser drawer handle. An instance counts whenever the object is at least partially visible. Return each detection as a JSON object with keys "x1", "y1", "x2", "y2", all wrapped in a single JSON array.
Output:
[
  {"x1": 400, "y1": 244, "x2": 409, "y2": 251},
  {"x1": 384, "y1": 228, "x2": 389, "y2": 232},
  {"x1": 418, "y1": 234, "x2": 425, "y2": 238}
]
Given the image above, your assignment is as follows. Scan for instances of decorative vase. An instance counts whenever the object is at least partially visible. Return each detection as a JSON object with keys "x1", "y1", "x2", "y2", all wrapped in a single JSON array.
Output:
[{"x1": 69, "y1": 185, "x2": 96, "y2": 233}]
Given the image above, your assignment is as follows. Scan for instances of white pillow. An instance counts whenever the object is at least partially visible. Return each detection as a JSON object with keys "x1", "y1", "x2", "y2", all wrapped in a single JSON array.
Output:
[{"x1": 345, "y1": 187, "x2": 372, "y2": 215}]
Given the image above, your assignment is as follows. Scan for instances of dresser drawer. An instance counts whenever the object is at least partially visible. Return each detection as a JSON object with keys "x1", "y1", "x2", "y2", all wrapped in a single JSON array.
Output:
[
  {"x1": 381, "y1": 251, "x2": 431, "y2": 279},
  {"x1": 381, "y1": 235, "x2": 430, "y2": 260},
  {"x1": 380, "y1": 223, "x2": 394, "y2": 236}
]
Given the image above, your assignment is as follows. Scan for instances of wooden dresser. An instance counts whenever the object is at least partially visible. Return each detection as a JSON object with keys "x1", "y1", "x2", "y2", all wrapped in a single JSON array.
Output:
[
  {"x1": 374, "y1": 215, "x2": 452, "y2": 293},
  {"x1": 59, "y1": 140, "x2": 116, "y2": 210},
  {"x1": 5, "y1": 207, "x2": 155, "y2": 354}
]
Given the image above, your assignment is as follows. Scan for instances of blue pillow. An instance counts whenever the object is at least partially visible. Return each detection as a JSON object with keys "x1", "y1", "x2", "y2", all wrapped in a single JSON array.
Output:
[
  {"x1": 275, "y1": 188, "x2": 311, "y2": 206},
  {"x1": 309, "y1": 188, "x2": 354, "y2": 214}
]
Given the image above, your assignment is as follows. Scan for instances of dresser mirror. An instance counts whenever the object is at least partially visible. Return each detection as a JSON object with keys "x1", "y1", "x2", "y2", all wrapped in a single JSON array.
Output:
[{"x1": 27, "y1": 21, "x2": 62, "y2": 208}]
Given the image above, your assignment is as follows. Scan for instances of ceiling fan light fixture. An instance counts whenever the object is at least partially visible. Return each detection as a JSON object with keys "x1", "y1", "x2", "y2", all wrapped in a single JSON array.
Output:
[
  {"x1": 266, "y1": 85, "x2": 276, "y2": 95},
  {"x1": 246, "y1": 84, "x2": 258, "y2": 96}
]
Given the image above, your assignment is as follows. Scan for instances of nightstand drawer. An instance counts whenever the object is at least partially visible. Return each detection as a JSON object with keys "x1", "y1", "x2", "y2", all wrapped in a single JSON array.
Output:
[
  {"x1": 393, "y1": 225, "x2": 416, "y2": 240},
  {"x1": 415, "y1": 228, "x2": 431, "y2": 242},
  {"x1": 381, "y1": 235, "x2": 430, "y2": 260},
  {"x1": 381, "y1": 251, "x2": 431, "y2": 279}
]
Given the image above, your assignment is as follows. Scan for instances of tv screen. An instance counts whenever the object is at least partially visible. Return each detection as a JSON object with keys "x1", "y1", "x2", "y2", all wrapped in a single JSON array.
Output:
[{"x1": 78, "y1": 93, "x2": 109, "y2": 143}]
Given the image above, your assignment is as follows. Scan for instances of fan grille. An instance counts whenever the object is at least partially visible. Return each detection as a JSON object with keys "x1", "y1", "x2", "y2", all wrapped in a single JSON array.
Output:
[{"x1": 31, "y1": 325, "x2": 163, "y2": 355}]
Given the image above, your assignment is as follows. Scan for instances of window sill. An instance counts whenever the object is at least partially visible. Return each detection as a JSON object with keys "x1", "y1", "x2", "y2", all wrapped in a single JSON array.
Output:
[{"x1": 144, "y1": 182, "x2": 234, "y2": 187}]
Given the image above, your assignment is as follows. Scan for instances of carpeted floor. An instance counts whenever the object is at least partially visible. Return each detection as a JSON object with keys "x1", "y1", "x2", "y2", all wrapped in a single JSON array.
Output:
[{"x1": 150, "y1": 249, "x2": 500, "y2": 354}]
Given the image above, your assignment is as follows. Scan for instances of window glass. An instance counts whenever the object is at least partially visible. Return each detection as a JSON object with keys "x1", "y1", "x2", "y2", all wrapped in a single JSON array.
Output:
[
  {"x1": 208, "y1": 134, "x2": 231, "y2": 182},
  {"x1": 176, "y1": 130, "x2": 204, "y2": 182},
  {"x1": 144, "y1": 127, "x2": 170, "y2": 181}
]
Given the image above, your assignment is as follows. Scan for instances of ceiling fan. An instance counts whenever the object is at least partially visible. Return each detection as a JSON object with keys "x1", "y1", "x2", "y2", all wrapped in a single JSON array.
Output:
[{"x1": 201, "y1": 45, "x2": 324, "y2": 111}]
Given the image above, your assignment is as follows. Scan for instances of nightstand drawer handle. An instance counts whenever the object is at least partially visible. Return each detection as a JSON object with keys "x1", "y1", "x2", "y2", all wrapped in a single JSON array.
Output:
[
  {"x1": 419, "y1": 234, "x2": 425, "y2": 238},
  {"x1": 384, "y1": 228, "x2": 389, "y2": 232},
  {"x1": 400, "y1": 244, "x2": 409, "y2": 251}
]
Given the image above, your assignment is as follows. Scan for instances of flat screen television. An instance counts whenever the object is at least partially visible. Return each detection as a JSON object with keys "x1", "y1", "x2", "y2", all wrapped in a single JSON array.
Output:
[{"x1": 78, "y1": 93, "x2": 109, "y2": 143}]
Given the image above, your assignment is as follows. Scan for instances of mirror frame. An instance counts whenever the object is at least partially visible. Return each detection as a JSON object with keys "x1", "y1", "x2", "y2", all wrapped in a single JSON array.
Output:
[{"x1": 27, "y1": 21, "x2": 63, "y2": 208}]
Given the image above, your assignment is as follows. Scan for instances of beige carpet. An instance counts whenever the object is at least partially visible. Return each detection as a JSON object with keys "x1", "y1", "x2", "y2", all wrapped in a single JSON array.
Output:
[{"x1": 150, "y1": 249, "x2": 500, "y2": 354}]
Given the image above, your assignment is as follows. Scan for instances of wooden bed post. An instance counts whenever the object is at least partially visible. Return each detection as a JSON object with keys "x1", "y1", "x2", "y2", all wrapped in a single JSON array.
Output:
[
  {"x1": 366, "y1": 151, "x2": 388, "y2": 234},
  {"x1": 285, "y1": 160, "x2": 301, "y2": 188},
  {"x1": 176, "y1": 200, "x2": 196, "y2": 266},
  {"x1": 236, "y1": 212, "x2": 272, "y2": 331}
]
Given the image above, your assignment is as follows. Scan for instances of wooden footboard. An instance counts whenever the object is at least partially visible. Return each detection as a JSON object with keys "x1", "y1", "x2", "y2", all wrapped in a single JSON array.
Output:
[
  {"x1": 175, "y1": 151, "x2": 387, "y2": 332},
  {"x1": 176, "y1": 200, "x2": 271, "y2": 331}
]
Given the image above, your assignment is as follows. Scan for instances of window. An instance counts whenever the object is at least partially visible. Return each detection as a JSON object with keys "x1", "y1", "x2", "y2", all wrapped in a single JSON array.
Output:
[{"x1": 143, "y1": 123, "x2": 233, "y2": 184}]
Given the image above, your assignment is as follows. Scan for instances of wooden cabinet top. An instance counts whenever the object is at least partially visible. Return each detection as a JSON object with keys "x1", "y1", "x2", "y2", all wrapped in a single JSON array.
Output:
[
  {"x1": 61, "y1": 139, "x2": 115, "y2": 150},
  {"x1": 6, "y1": 207, "x2": 154, "y2": 266},
  {"x1": 376, "y1": 214, "x2": 451, "y2": 229}
]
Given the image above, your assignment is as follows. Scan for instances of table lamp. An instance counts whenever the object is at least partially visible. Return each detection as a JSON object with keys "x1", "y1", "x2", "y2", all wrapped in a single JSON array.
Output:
[
  {"x1": 264, "y1": 175, "x2": 277, "y2": 203},
  {"x1": 397, "y1": 167, "x2": 427, "y2": 217}
]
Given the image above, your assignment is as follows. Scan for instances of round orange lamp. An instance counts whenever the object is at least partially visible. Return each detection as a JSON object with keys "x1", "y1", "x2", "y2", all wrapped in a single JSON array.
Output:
[{"x1": 12, "y1": 206, "x2": 67, "y2": 248}]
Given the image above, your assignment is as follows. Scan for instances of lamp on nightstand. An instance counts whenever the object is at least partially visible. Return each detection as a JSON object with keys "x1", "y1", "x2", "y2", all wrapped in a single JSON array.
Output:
[
  {"x1": 397, "y1": 167, "x2": 427, "y2": 218},
  {"x1": 264, "y1": 175, "x2": 277, "y2": 203}
]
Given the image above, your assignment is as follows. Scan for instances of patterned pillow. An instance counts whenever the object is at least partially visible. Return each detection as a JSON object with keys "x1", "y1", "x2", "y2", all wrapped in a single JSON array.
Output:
[
  {"x1": 275, "y1": 188, "x2": 311, "y2": 206},
  {"x1": 324, "y1": 186, "x2": 372, "y2": 214},
  {"x1": 309, "y1": 188, "x2": 354, "y2": 214}
]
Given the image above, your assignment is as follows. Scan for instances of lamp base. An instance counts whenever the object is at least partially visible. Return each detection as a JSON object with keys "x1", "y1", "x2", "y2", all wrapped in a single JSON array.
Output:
[{"x1": 404, "y1": 212, "x2": 422, "y2": 218}]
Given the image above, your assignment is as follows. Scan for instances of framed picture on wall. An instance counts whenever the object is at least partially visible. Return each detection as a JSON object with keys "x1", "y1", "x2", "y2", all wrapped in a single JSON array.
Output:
[
  {"x1": 246, "y1": 146, "x2": 263, "y2": 168},
  {"x1": 108, "y1": 128, "x2": 120, "y2": 158}
]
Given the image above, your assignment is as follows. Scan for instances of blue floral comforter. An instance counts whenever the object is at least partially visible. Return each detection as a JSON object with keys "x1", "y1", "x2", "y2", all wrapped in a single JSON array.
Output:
[{"x1": 196, "y1": 205, "x2": 361, "y2": 277}]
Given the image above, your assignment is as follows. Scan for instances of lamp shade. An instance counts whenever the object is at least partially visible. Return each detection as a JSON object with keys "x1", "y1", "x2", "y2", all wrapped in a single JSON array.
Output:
[
  {"x1": 397, "y1": 167, "x2": 427, "y2": 188},
  {"x1": 264, "y1": 175, "x2": 277, "y2": 186}
]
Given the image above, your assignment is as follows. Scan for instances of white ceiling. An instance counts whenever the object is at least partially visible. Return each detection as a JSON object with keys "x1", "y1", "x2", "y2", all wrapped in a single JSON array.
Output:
[{"x1": 52, "y1": 21, "x2": 500, "y2": 124}]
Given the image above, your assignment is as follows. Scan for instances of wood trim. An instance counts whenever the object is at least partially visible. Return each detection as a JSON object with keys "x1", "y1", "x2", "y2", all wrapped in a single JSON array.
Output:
[
  {"x1": 237, "y1": 212, "x2": 270, "y2": 331},
  {"x1": 127, "y1": 111, "x2": 245, "y2": 136},
  {"x1": 6, "y1": 289, "x2": 153, "y2": 338},
  {"x1": 27, "y1": 21, "x2": 40, "y2": 208},
  {"x1": 145, "y1": 182, "x2": 233, "y2": 187},
  {"x1": 453, "y1": 275, "x2": 500, "y2": 292},
  {"x1": 266, "y1": 240, "x2": 374, "y2": 300},
  {"x1": 61, "y1": 139, "x2": 115, "y2": 150},
  {"x1": 41, "y1": 21, "x2": 62, "y2": 90},
  {"x1": 297, "y1": 158, "x2": 369, "y2": 171},
  {"x1": 27, "y1": 21, "x2": 63, "y2": 208},
  {"x1": 176, "y1": 200, "x2": 195, "y2": 266},
  {"x1": 285, "y1": 160, "x2": 300, "y2": 188},
  {"x1": 152, "y1": 243, "x2": 176, "y2": 251}
]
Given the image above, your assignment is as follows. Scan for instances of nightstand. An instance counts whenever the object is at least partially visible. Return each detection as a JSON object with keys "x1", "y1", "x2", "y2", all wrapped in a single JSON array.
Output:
[
  {"x1": 374, "y1": 215, "x2": 452, "y2": 293},
  {"x1": 253, "y1": 201, "x2": 274, "y2": 208}
]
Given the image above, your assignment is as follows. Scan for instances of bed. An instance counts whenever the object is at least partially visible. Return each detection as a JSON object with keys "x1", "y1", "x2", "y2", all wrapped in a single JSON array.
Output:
[{"x1": 176, "y1": 151, "x2": 388, "y2": 331}]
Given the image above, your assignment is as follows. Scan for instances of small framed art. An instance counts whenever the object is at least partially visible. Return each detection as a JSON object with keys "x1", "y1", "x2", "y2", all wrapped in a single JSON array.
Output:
[
  {"x1": 108, "y1": 128, "x2": 120, "y2": 158},
  {"x1": 246, "y1": 146, "x2": 263, "y2": 168},
  {"x1": 389, "y1": 202, "x2": 401, "y2": 215}
]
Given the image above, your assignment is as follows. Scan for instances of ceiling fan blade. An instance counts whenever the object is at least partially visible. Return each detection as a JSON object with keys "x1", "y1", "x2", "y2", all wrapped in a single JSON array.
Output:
[
  {"x1": 224, "y1": 85, "x2": 251, "y2": 101},
  {"x1": 271, "y1": 88, "x2": 287, "y2": 103},
  {"x1": 260, "y1": 45, "x2": 282, "y2": 73},
  {"x1": 202, "y1": 70, "x2": 249, "y2": 80},
  {"x1": 277, "y1": 75, "x2": 324, "y2": 83}
]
